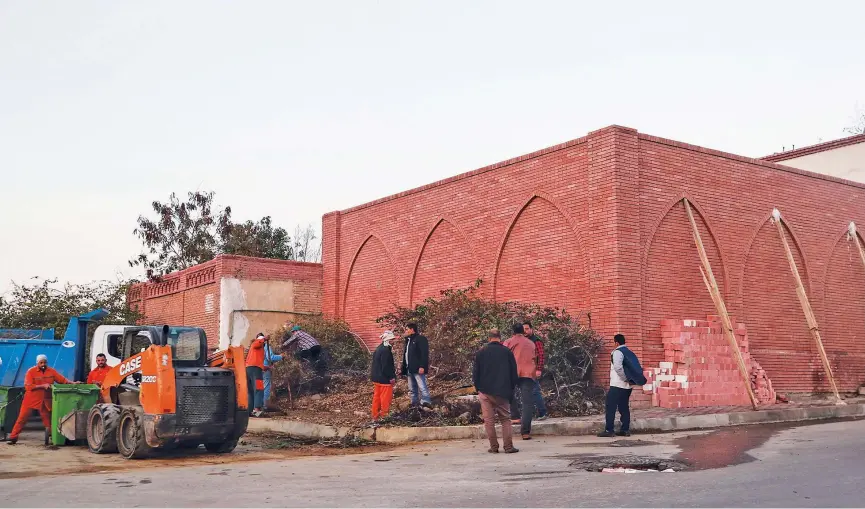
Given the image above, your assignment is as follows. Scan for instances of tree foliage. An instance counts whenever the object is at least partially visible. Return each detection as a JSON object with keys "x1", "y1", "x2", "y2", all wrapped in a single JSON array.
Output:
[
  {"x1": 845, "y1": 112, "x2": 865, "y2": 135},
  {"x1": 130, "y1": 191, "x2": 320, "y2": 280},
  {"x1": 0, "y1": 277, "x2": 141, "y2": 339}
]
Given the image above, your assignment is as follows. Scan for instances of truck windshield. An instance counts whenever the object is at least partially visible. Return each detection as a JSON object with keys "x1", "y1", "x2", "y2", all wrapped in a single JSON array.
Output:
[{"x1": 165, "y1": 327, "x2": 203, "y2": 361}]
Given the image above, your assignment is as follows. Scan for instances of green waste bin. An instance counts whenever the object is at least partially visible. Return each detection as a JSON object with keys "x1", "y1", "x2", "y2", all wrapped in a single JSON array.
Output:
[
  {"x1": 0, "y1": 386, "x2": 25, "y2": 441},
  {"x1": 51, "y1": 384, "x2": 100, "y2": 446}
]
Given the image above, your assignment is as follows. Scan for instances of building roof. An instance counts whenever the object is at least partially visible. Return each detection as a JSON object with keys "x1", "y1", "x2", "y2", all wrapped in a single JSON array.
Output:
[{"x1": 761, "y1": 133, "x2": 865, "y2": 163}]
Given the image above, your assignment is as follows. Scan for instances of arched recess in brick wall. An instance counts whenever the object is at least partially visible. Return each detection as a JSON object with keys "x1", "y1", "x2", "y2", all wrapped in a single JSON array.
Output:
[
  {"x1": 493, "y1": 194, "x2": 589, "y2": 314},
  {"x1": 740, "y1": 214, "x2": 814, "y2": 392},
  {"x1": 343, "y1": 235, "x2": 398, "y2": 351},
  {"x1": 821, "y1": 228, "x2": 865, "y2": 392},
  {"x1": 410, "y1": 218, "x2": 480, "y2": 305},
  {"x1": 642, "y1": 197, "x2": 727, "y2": 368}
]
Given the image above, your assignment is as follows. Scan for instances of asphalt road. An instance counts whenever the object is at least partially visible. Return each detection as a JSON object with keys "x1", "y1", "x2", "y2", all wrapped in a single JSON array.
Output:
[{"x1": 2, "y1": 419, "x2": 863, "y2": 507}]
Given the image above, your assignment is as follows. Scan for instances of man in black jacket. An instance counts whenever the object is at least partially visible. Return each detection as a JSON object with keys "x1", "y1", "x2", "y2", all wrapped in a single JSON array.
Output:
[
  {"x1": 472, "y1": 328, "x2": 519, "y2": 454},
  {"x1": 400, "y1": 323, "x2": 432, "y2": 408},
  {"x1": 370, "y1": 330, "x2": 397, "y2": 420}
]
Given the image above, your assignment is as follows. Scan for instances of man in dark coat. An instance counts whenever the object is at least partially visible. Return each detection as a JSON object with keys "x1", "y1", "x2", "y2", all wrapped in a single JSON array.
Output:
[
  {"x1": 370, "y1": 330, "x2": 397, "y2": 420},
  {"x1": 473, "y1": 328, "x2": 519, "y2": 453},
  {"x1": 400, "y1": 323, "x2": 432, "y2": 408}
]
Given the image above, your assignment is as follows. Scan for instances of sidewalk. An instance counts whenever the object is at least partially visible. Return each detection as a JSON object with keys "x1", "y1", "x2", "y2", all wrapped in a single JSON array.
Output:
[{"x1": 247, "y1": 397, "x2": 865, "y2": 444}]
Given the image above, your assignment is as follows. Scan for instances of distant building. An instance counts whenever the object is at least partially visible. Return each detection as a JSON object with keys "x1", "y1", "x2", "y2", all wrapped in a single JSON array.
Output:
[{"x1": 762, "y1": 133, "x2": 865, "y2": 183}]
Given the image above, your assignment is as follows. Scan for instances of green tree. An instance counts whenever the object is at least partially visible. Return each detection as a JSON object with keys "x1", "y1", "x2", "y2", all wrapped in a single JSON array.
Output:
[{"x1": 0, "y1": 277, "x2": 141, "y2": 339}]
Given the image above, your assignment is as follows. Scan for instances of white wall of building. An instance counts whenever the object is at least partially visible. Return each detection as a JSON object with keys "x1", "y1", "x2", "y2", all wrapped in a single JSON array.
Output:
[{"x1": 775, "y1": 141, "x2": 865, "y2": 183}]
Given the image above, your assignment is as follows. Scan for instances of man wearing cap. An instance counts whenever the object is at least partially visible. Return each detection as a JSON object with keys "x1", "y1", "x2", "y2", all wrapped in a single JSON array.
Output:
[
  {"x1": 6, "y1": 354, "x2": 80, "y2": 444},
  {"x1": 246, "y1": 333, "x2": 267, "y2": 417},
  {"x1": 370, "y1": 331, "x2": 397, "y2": 420},
  {"x1": 282, "y1": 325, "x2": 326, "y2": 376}
]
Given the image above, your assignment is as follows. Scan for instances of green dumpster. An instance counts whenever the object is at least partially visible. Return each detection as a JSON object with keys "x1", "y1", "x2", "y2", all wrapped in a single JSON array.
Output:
[
  {"x1": 0, "y1": 386, "x2": 25, "y2": 441},
  {"x1": 51, "y1": 384, "x2": 100, "y2": 446}
]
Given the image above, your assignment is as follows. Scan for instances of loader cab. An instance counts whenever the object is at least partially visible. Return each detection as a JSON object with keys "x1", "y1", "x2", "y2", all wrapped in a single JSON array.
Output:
[{"x1": 119, "y1": 326, "x2": 208, "y2": 368}]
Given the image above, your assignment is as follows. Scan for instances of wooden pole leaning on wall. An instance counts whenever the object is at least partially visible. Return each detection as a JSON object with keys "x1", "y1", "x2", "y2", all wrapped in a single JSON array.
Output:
[
  {"x1": 772, "y1": 208, "x2": 844, "y2": 405},
  {"x1": 683, "y1": 199, "x2": 759, "y2": 410}
]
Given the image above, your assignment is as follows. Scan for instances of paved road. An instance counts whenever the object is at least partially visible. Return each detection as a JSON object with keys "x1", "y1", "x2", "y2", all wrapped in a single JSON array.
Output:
[{"x1": 2, "y1": 419, "x2": 863, "y2": 507}]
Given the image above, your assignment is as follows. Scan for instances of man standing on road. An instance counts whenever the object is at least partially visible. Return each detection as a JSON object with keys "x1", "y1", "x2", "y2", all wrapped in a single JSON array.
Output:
[
  {"x1": 86, "y1": 353, "x2": 111, "y2": 387},
  {"x1": 6, "y1": 355, "x2": 79, "y2": 445},
  {"x1": 262, "y1": 339, "x2": 283, "y2": 408},
  {"x1": 246, "y1": 333, "x2": 266, "y2": 417},
  {"x1": 400, "y1": 323, "x2": 432, "y2": 408},
  {"x1": 472, "y1": 328, "x2": 519, "y2": 454},
  {"x1": 598, "y1": 334, "x2": 644, "y2": 437},
  {"x1": 504, "y1": 323, "x2": 538, "y2": 440},
  {"x1": 523, "y1": 321, "x2": 548, "y2": 420},
  {"x1": 370, "y1": 331, "x2": 397, "y2": 420}
]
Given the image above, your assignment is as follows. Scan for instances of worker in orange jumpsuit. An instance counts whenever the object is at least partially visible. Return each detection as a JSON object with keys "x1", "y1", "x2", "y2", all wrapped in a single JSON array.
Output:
[
  {"x1": 86, "y1": 353, "x2": 111, "y2": 387},
  {"x1": 370, "y1": 331, "x2": 397, "y2": 421},
  {"x1": 6, "y1": 354, "x2": 79, "y2": 444}
]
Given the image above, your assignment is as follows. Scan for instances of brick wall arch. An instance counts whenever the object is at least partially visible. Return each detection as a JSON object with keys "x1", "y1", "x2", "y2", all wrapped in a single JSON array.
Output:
[
  {"x1": 492, "y1": 194, "x2": 589, "y2": 313},
  {"x1": 740, "y1": 216, "x2": 814, "y2": 391},
  {"x1": 343, "y1": 235, "x2": 398, "y2": 350},
  {"x1": 821, "y1": 228, "x2": 865, "y2": 391},
  {"x1": 409, "y1": 218, "x2": 480, "y2": 305},
  {"x1": 642, "y1": 198, "x2": 726, "y2": 367}
]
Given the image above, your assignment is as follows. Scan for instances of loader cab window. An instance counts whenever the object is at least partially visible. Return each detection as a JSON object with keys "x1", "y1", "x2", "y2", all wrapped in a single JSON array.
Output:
[
  {"x1": 106, "y1": 334, "x2": 123, "y2": 359},
  {"x1": 165, "y1": 327, "x2": 204, "y2": 363}
]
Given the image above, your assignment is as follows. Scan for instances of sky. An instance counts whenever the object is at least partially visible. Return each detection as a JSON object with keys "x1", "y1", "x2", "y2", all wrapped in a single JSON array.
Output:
[{"x1": 1, "y1": 0, "x2": 864, "y2": 294}]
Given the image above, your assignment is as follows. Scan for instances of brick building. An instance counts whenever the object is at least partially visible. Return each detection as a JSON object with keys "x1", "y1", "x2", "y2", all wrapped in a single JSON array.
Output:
[
  {"x1": 129, "y1": 255, "x2": 322, "y2": 350},
  {"x1": 322, "y1": 125, "x2": 865, "y2": 395}
]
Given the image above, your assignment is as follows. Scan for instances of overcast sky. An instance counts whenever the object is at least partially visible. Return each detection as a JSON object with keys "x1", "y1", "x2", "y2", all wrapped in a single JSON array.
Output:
[{"x1": 1, "y1": 0, "x2": 864, "y2": 294}]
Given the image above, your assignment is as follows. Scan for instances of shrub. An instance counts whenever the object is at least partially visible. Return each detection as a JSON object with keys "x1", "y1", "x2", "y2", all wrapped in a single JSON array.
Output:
[{"x1": 376, "y1": 281, "x2": 605, "y2": 415}]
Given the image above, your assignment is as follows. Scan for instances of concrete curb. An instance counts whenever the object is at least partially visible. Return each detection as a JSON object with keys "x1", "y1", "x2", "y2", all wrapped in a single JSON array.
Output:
[{"x1": 247, "y1": 403, "x2": 865, "y2": 444}]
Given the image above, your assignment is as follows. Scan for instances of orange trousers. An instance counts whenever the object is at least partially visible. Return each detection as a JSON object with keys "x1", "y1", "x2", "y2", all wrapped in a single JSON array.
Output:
[
  {"x1": 371, "y1": 383, "x2": 394, "y2": 419},
  {"x1": 10, "y1": 400, "x2": 51, "y2": 440}
]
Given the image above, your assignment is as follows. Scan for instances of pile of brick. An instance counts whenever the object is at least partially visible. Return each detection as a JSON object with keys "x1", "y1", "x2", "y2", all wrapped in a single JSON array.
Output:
[{"x1": 642, "y1": 316, "x2": 776, "y2": 408}]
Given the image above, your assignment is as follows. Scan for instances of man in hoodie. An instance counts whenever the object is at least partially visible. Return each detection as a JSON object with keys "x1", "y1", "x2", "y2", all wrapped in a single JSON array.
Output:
[
  {"x1": 503, "y1": 323, "x2": 538, "y2": 440},
  {"x1": 370, "y1": 330, "x2": 397, "y2": 420},
  {"x1": 400, "y1": 323, "x2": 432, "y2": 408},
  {"x1": 246, "y1": 333, "x2": 266, "y2": 417},
  {"x1": 473, "y1": 328, "x2": 519, "y2": 454}
]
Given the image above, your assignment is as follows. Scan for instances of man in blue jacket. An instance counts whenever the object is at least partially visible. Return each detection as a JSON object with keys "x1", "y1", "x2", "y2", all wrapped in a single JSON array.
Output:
[{"x1": 263, "y1": 339, "x2": 283, "y2": 408}]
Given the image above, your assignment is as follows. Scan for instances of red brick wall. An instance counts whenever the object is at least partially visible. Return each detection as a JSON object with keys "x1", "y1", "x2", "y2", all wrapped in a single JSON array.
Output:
[
  {"x1": 130, "y1": 255, "x2": 323, "y2": 349},
  {"x1": 323, "y1": 126, "x2": 865, "y2": 393}
]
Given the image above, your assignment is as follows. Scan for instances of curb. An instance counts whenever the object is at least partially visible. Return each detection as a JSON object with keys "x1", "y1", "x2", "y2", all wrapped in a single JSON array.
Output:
[{"x1": 246, "y1": 403, "x2": 865, "y2": 444}]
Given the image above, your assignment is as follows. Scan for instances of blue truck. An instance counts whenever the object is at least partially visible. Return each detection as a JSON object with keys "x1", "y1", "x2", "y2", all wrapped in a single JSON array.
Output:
[{"x1": 0, "y1": 309, "x2": 108, "y2": 440}]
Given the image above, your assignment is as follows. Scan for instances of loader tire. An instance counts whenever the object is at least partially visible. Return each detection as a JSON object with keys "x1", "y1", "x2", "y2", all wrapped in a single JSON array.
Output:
[
  {"x1": 87, "y1": 404, "x2": 121, "y2": 454},
  {"x1": 117, "y1": 407, "x2": 151, "y2": 459},
  {"x1": 204, "y1": 438, "x2": 239, "y2": 454}
]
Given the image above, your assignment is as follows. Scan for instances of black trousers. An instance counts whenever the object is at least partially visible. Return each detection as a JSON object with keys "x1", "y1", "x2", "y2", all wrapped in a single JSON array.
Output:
[
  {"x1": 296, "y1": 345, "x2": 327, "y2": 375},
  {"x1": 509, "y1": 378, "x2": 535, "y2": 435},
  {"x1": 605, "y1": 386, "x2": 633, "y2": 433}
]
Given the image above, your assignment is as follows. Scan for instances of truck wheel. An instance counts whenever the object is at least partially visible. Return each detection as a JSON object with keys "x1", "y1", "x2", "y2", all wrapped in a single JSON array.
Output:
[
  {"x1": 204, "y1": 438, "x2": 239, "y2": 454},
  {"x1": 87, "y1": 404, "x2": 121, "y2": 454},
  {"x1": 116, "y1": 407, "x2": 151, "y2": 459}
]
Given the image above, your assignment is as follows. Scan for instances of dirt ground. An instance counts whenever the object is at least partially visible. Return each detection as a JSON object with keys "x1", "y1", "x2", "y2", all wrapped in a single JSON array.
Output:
[{"x1": 0, "y1": 426, "x2": 395, "y2": 480}]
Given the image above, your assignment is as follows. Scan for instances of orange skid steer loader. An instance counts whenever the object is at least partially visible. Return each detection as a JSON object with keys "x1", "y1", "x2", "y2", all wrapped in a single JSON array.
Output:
[{"x1": 85, "y1": 325, "x2": 249, "y2": 459}]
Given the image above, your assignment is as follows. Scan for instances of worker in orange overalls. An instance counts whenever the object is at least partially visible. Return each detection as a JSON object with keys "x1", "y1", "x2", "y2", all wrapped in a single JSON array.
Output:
[
  {"x1": 370, "y1": 331, "x2": 397, "y2": 421},
  {"x1": 86, "y1": 353, "x2": 111, "y2": 387},
  {"x1": 6, "y1": 354, "x2": 79, "y2": 445}
]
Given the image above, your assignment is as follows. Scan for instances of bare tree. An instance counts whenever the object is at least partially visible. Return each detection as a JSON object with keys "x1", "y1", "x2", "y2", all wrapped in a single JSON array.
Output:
[
  {"x1": 844, "y1": 108, "x2": 865, "y2": 135},
  {"x1": 292, "y1": 224, "x2": 322, "y2": 263}
]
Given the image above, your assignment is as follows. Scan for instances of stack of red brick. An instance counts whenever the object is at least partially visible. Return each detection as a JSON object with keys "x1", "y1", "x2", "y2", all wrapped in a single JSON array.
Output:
[{"x1": 642, "y1": 316, "x2": 776, "y2": 408}]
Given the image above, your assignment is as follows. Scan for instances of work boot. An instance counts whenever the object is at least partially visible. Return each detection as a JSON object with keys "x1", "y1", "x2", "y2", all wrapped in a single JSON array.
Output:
[
  {"x1": 504, "y1": 447, "x2": 519, "y2": 454},
  {"x1": 618, "y1": 430, "x2": 632, "y2": 437},
  {"x1": 597, "y1": 430, "x2": 615, "y2": 438},
  {"x1": 487, "y1": 447, "x2": 499, "y2": 453},
  {"x1": 6, "y1": 437, "x2": 17, "y2": 445}
]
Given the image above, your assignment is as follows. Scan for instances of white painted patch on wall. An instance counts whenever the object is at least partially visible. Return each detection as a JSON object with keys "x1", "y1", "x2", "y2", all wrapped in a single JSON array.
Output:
[
  {"x1": 204, "y1": 294, "x2": 214, "y2": 314},
  {"x1": 219, "y1": 278, "x2": 248, "y2": 350}
]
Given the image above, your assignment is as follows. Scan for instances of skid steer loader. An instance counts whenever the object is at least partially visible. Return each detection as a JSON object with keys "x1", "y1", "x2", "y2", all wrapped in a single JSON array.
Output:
[{"x1": 84, "y1": 325, "x2": 249, "y2": 459}]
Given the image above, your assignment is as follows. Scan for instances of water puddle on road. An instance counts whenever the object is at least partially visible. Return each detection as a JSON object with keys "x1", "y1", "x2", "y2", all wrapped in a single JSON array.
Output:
[{"x1": 673, "y1": 417, "x2": 863, "y2": 470}]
